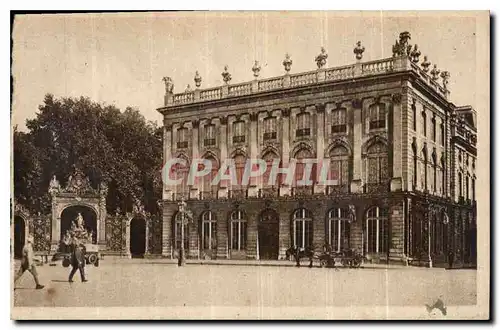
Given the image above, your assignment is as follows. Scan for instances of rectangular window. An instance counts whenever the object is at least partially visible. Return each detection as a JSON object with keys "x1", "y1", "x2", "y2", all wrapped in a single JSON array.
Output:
[
  {"x1": 466, "y1": 176, "x2": 470, "y2": 200},
  {"x1": 331, "y1": 109, "x2": 347, "y2": 133},
  {"x1": 458, "y1": 172, "x2": 463, "y2": 197},
  {"x1": 263, "y1": 117, "x2": 277, "y2": 140},
  {"x1": 422, "y1": 110, "x2": 427, "y2": 137},
  {"x1": 432, "y1": 117, "x2": 436, "y2": 142},
  {"x1": 232, "y1": 121, "x2": 245, "y2": 143},
  {"x1": 412, "y1": 103, "x2": 417, "y2": 131},
  {"x1": 177, "y1": 127, "x2": 188, "y2": 149},
  {"x1": 204, "y1": 124, "x2": 216, "y2": 146},
  {"x1": 440, "y1": 123, "x2": 445, "y2": 146},
  {"x1": 296, "y1": 113, "x2": 311, "y2": 137},
  {"x1": 369, "y1": 105, "x2": 386, "y2": 130}
]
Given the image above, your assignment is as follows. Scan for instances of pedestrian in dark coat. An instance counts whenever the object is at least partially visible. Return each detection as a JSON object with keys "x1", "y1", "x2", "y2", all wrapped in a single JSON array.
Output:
[
  {"x1": 294, "y1": 247, "x2": 301, "y2": 267},
  {"x1": 69, "y1": 242, "x2": 87, "y2": 282},
  {"x1": 447, "y1": 250, "x2": 455, "y2": 269}
]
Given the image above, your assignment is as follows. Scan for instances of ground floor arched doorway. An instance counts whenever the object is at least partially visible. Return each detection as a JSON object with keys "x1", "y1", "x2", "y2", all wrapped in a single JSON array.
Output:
[
  {"x1": 130, "y1": 217, "x2": 146, "y2": 258},
  {"x1": 14, "y1": 216, "x2": 26, "y2": 259},
  {"x1": 258, "y1": 209, "x2": 279, "y2": 260},
  {"x1": 60, "y1": 205, "x2": 98, "y2": 246}
]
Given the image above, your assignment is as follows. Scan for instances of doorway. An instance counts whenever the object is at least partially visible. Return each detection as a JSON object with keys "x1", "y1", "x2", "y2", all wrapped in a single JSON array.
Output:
[
  {"x1": 258, "y1": 209, "x2": 279, "y2": 260},
  {"x1": 130, "y1": 217, "x2": 146, "y2": 258}
]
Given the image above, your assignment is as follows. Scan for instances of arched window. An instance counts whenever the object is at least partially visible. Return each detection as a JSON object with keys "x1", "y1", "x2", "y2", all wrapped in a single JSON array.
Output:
[
  {"x1": 173, "y1": 212, "x2": 189, "y2": 250},
  {"x1": 230, "y1": 210, "x2": 247, "y2": 251},
  {"x1": 262, "y1": 151, "x2": 279, "y2": 188},
  {"x1": 201, "y1": 156, "x2": 219, "y2": 198},
  {"x1": 232, "y1": 120, "x2": 245, "y2": 143},
  {"x1": 327, "y1": 208, "x2": 350, "y2": 252},
  {"x1": 366, "y1": 206, "x2": 388, "y2": 254},
  {"x1": 294, "y1": 149, "x2": 315, "y2": 187},
  {"x1": 366, "y1": 142, "x2": 388, "y2": 184},
  {"x1": 421, "y1": 110, "x2": 427, "y2": 136},
  {"x1": 263, "y1": 117, "x2": 277, "y2": 140},
  {"x1": 440, "y1": 156, "x2": 446, "y2": 195},
  {"x1": 329, "y1": 146, "x2": 349, "y2": 186},
  {"x1": 201, "y1": 211, "x2": 217, "y2": 250},
  {"x1": 420, "y1": 149, "x2": 427, "y2": 190},
  {"x1": 458, "y1": 172, "x2": 463, "y2": 197},
  {"x1": 292, "y1": 208, "x2": 313, "y2": 249}
]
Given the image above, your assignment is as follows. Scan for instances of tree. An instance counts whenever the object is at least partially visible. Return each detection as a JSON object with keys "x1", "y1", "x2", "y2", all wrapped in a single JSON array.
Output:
[{"x1": 14, "y1": 94, "x2": 163, "y2": 215}]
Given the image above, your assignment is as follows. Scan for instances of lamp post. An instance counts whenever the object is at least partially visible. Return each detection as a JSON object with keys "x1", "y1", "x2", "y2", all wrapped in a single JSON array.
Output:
[{"x1": 177, "y1": 199, "x2": 192, "y2": 267}]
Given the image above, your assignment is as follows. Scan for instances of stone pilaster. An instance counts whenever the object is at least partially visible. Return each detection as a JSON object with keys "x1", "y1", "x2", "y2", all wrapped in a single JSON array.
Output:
[
  {"x1": 389, "y1": 200, "x2": 406, "y2": 264},
  {"x1": 391, "y1": 93, "x2": 404, "y2": 192},
  {"x1": 311, "y1": 201, "x2": 327, "y2": 253},
  {"x1": 246, "y1": 208, "x2": 259, "y2": 260},
  {"x1": 279, "y1": 108, "x2": 291, "y2": 196},
  {"x1": 314, "y1": 104, "x2": 326, "y2": 194},
  {"x1": 350, "y1": 98, "x2": 363, "y2": 193},
  {"x1": 216, "y1": 208, "x2": 229, "y2": 259},
  {"x1": 218, "y1": 117, "x2": 229, "y2": 198},
  {"x1": 163, "y1": 123, "x2": 173, "y2": 201},
  {"x1": 161, "y1": 202, "x2": 175, "y2": 258},
  {"x1": 248, "y1": 113, "x2": 259, "y2": 197}
]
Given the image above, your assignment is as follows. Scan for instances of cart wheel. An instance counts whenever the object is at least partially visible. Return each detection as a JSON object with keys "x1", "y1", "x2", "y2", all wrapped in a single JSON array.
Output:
[
  {"x1": 319, "y1": 259, "x2": 327, "y2": 268},
  {"x1": 88, "y1": 254, "x2": 98, "y2": 265},
  {"x1": 62, "y1": 258, "x2": 70, "y2": 268},
  {"x1": 352, "y1": 258, "x2": 361, "y2": 268}
]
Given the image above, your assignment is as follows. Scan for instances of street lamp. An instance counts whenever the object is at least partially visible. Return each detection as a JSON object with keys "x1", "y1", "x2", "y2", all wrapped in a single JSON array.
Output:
[{"x1": 177, "y1": 199, "x2": 193, "y2": 266}]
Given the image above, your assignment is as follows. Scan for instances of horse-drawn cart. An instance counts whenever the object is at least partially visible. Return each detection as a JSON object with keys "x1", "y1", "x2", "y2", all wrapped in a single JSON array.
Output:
[{"x1": 318, "y1": 249, "x2": 364, "y2": 268}]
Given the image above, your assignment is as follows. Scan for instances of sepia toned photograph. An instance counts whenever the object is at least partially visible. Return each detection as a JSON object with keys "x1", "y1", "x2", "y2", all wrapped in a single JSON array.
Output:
[{"x1": 10, "y1": 11, "x2": 490, "y2": 320}]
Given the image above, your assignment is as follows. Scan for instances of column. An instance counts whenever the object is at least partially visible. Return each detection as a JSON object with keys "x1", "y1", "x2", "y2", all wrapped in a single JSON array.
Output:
[
  {"x1": 311, "y1": 201, "x2": 327, "y2": 254},
  {"x1": 161, "y1": 201, "x2": 175, "y2": 258},
  {"x1": 279, "y1": 108, "x2": 291, "y2": 196},
  {"x1": 163, "y1": 122, "x2": 173, "y2": 201},
  {"x1": 218, "y1": 117, "x2": 229, "y2": 198},
  {"x1": 391, "y1": 93, "x2": 404, "y2": 191},
  {"x1": 190, "y1": 120, "x2": 200, "y2": 200},
  {"x1": 350, "y1": 99, "x2": 363, "y2": 193},
  {"x1": 314, "y1": 104, "x2": 326, "y2": 194},
  {"x1": 389, "y1": 200, "x2": 406, "y2": 264},
  {"x1": 248, "y1": 113, "x2": 259, "y2": 197}
]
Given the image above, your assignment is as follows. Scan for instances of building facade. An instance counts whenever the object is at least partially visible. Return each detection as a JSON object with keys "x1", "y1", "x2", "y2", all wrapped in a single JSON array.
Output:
[{"x1": 157, "y1": 32, "x2": 477, "y2": 266}]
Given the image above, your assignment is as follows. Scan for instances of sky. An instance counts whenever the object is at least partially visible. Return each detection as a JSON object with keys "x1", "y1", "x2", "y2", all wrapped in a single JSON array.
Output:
[{"x1": 12, "y1": 12, "x2": 480, "y2": 131}]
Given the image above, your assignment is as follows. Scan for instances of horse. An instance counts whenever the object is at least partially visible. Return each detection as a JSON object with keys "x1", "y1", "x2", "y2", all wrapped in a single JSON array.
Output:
[{"x1": 285, "y1": 246, "x2": 315, "y2": 267}]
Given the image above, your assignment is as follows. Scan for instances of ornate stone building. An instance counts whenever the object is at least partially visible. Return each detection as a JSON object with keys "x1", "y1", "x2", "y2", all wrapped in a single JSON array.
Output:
[{"x1": 157, "y1": 32, "x2": 477, "y2": 266}]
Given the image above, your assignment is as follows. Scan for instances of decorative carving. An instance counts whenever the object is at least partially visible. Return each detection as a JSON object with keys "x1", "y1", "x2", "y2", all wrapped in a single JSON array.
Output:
[
  {"x1": 392, "y1": 31, "x2": 412, "y2": 57},
  {"x1": 194, "y1": 71, "x2": 202, "y2": 88},
  {"x1": 392, "y1": 93, "x2": 402, "y2": 104},
  {"x1": 249, "y1": 113, "x2": 258, "y2": 122},
  {"x1": 14, "y1": 200, "x2": 30, "y2": 216},
  {"x1": 348, "y1": 204, "x2": 356, "y2": 223},
  {"x1": 430, "y1": 64, "x2": 441, "y2": 81},
  {"x1": 221, "y1": 65, "x2": 232, "y2": 84},
  {"x1": 49, "y1": 175, "x2": 61, "y2": 196},
  {"x1": 282, "y1": 108, "x2": 291, "y2": 117},
  {"x1": 353, "y1": 41, "x2": 365, "y2": 61},
  {"x1": 165, "y1": 125, "x2": 172, "y2": 132},
  {"x1": 185, "y1": 84, "x2": 192, "y2": 93},
  {"x1": 282, "y1": 53, "x2": 292, "y2": 73},
  {"x1": 315, "y1": 104, "x2": 326, "y2": 113},
  {"x1": 351, "y1": 98, "x2": 362, "y2": 109},
  {"x1": 410, "y1": 44, "x2": 421, "y2": 63},
  {"x1": 220, "y1": 116, "x2": 228, "y2": 125},
  {"x1": 252, "y1": 60, "x2": 261, "y2": 78},
  {"x1": 62, "y1": 169, "x2": 96, "y2": 195},
  {"x1": 315, "y1": 47, "x2": 328, "y2": 69},
  {"x1": 192, "y1": 120, "x2": 200, "y2": 129},
  {"x1": 162, "y1": 76, "x2": 174, "y2": 93},
  {"x1": 421, "y1": 56, "x2": 431, "y2": 72},
  {"x1": 440, "y1": 71, "x2": 451, "y2": 89}
]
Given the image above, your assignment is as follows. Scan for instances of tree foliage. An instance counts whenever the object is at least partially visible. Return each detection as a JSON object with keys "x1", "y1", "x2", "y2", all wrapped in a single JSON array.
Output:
[{"x1": 13, "y1": 94, "x2": 163, "y2": 215}]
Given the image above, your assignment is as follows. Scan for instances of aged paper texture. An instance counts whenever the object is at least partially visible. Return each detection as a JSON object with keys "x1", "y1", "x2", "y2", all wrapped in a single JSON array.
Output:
[{"x1": 11, "y1": 11, "x2": 489, "y2": 320}]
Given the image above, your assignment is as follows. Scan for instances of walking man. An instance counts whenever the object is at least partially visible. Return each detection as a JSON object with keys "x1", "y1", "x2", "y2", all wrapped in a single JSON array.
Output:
[
  {"x1": 69, "y1": 241, "x2": 87, "y2": 283},
  {"x1": 14, "y1": 235, "x2": 44, "y2": 290}
]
